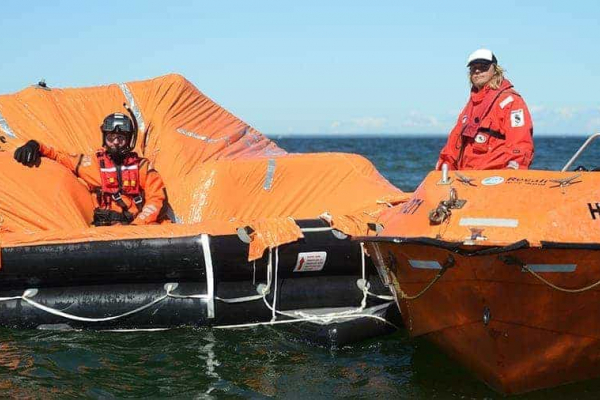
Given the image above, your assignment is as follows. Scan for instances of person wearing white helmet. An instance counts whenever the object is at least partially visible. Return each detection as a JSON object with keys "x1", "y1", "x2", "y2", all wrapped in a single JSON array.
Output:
[{"x1": 436, "y1": 48, "x2": 534, "y2": 170}]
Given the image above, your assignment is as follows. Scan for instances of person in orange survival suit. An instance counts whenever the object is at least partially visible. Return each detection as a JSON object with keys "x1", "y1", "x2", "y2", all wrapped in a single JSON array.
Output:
[
  {"x1": 436, "y1": 49, "x2": 534, "y2": 170},
  {"x1": 13, "y1": 112, "x2": 169, "y2": 226}
]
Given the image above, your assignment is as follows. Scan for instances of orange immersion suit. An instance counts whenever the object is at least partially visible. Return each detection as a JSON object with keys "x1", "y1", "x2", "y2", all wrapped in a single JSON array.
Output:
[
  {"x1": 436, "y1": 79, "x2": 534, "y2": 170},
  {"x1": 39, "y1": 144, "x2": 167, "y2": 225}
]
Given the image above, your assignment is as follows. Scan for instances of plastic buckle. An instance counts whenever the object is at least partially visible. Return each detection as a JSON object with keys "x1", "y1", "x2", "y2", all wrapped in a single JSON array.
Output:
[
  {"x1": 112, "y1": 193, "x2": 122, "y2": 202},
  {"x1": 133, "y1": 195, "x2": 143, "y2": 204}
]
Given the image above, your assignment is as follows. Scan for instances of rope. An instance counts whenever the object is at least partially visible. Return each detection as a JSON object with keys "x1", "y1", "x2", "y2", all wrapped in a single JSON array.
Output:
[
  {"x1": 0, "y1": 295, "x2": 22, "y2": 302},
  {"x1": 102, "y1": 328, "x2": 172, "y2": 332},
  {"x1": 1, "y1": 284, "x2": 204, "y2": 323},
  {"x1": 21, "y1": 291, "x2": 170, "y2": 322},
  {"x1": 214, "y1": 311, "x2": 400, "y2": 330},
  {"x1": 0, "y1": 244, "x2": 397, "y2": 329},
  {"x1": 261, "y1": 243, "x2": 374, "y2": 324},
  {"x1": 398, "y1": 255, "x2": 454, "y2": 300},
  {"x1": 501, "y1": 255, "x2": 600, "y2": 293},
  {"x1": 211, "y1": 250, "x2": 273, "y2": 304},
  {"x1": 365, "y1": 290, "x2": 395, "y2": 301},
  {"x1": 359, "y1": 242, "x2": 368, "y2": 309},
  {"x1": 244, "y1": 242, "x2": 395, "y2": 328},
  {"x1": 215, "y1": 294, "x2": 264, "y2": 303}
]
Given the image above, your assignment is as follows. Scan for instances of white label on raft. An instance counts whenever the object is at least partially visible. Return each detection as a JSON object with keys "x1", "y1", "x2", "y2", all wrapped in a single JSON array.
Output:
[
  {"x1": 409, "y1": 260, "x2": 442, "y2": 270},
  {"x1": 459, "y1": 218, "x2": 519, "y2": 228},
  {"x1": 524, "y1": 264, "x2": 577, "y2": 273},
  {"x1": 294, "y1": 252, "x2": 327, "y2": 272}
]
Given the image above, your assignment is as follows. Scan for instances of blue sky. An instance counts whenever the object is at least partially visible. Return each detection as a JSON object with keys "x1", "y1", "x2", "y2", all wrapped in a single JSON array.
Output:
[{"x1": 1, "y1": 0, "x2": 599, "y2": 136}]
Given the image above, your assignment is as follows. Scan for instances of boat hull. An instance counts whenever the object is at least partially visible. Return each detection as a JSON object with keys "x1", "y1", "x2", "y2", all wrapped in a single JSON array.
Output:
[{"x1": 367, "y1": 239, "x2": 600, "y2": 393}]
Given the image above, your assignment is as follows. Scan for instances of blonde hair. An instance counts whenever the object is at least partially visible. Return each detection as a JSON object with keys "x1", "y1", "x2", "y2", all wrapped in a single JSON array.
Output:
[{"x1": 469, "y1": 64, "x2": 505, "y2": 89}]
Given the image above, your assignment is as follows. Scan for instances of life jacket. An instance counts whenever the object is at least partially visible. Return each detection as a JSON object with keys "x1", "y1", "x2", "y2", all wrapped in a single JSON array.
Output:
[
  {"x1": 455, "y1": 80, "x2": 518, "y2": 165},
  {"x1": 95, "y1": 149, "x2": 144, "y2": 219},
  {"x1": 461, "y1": 79, "x2": 516, "y2": 140}
]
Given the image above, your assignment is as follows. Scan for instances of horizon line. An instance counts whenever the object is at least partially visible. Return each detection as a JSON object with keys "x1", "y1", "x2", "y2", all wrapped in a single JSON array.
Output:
[{"x1": 265, "y1": 132, "x2": 592, "y2": 138}]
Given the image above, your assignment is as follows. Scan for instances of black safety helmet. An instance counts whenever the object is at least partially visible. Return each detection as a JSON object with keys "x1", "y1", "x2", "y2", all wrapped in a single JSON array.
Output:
[{"x1": 100, "y1": 113, "x2": 137, "y2": 151}]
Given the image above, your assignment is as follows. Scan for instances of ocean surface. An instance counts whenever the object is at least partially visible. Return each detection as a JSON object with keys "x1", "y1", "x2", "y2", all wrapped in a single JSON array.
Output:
[{"x1": 2, "y1": 136, "x2": 600, "y2": 399}]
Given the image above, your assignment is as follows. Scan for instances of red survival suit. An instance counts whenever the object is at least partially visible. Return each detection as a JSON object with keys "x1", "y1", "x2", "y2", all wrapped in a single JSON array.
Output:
[
  {"x1": 39, "y1": 144, "x2": 167, "y2": 225},
  {"x1": 436, "y1": 79, "x2": 534, "y2": 170}
]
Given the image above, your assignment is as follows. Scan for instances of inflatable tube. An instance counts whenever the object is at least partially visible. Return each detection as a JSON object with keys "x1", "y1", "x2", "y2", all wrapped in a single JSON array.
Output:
[{"x1": 0, "y1": 219, "x2": 396, "y2": 345}]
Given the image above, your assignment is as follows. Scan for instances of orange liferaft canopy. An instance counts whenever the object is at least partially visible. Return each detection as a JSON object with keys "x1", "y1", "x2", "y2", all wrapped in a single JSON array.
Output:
[{"x1": 0, "y1": 74, "x2": 407, "y2": 263}]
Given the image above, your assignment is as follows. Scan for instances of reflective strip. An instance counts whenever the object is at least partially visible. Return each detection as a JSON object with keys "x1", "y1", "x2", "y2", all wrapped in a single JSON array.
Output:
[
  {"x1": 0, "y1": 109, "x2": 16, "y2": 138},
  {"x1": 459, "y1": 218, "x2": 519, "y2": 228},
  {"x1": 409, "y1": 260, "x2": 442, "y2": 270},
  {"x1": 300, "y1": 227, "x2": 333, "y2": 233},
  {"x1": 200, "y1": 234, "x2": 215, "y2": 319},
  {"x1": 263, "y1": 147, "x2": 287, "y2": 156},
  {"x1": 100, "y1": 165, "x2": 138, "y2": 173},
  {"x1": 263, "y1": 159, "x2": 276, "y2": 190},
  {"x1": 176, "y1": 128, "x2": 232, "y2": 145},
  {"x1": 499, "y1": 95, "x2": 514, "y2": 109},
  {"x1": 525, "y1": 264, "x2": 576, "y2": 273},
  {"x1": 118, "y1": 83, "x2": 146, "y2": 133}
]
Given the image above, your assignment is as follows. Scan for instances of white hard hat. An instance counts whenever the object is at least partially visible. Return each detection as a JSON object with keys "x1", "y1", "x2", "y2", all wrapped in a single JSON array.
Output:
[{"x1": 467, "y1": 49, "x2": 497, "y2": 66}]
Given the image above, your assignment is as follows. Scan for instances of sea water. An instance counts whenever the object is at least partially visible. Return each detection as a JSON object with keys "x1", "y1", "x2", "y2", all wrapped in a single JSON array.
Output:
[{"x1": 1, "y1": 136, "x2": 599, "y2": 399}]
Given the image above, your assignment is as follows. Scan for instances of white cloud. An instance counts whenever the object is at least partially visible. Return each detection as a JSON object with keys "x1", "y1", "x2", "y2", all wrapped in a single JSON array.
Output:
[
  {"x1": 585, "y1": 117, "x2": 600, "y2": 132},
  {"x1": 557, "y1": 107, "x2": 577, "y2": 119},
  {"x1": 318, "y1": 106, "x2": 600, "y2": 135},
  {"x1": 529, "y1": 105, "x2": 546, "y2": 115},
  {"x1": 529, "y1": 106, "x2": 599, "y2": 134},
  {"x1": 401, "y1": 111, "x2": 441, "y2": 128},
  {"x1": 350, "y1": 117, "x2": 387, "y2": 129}
]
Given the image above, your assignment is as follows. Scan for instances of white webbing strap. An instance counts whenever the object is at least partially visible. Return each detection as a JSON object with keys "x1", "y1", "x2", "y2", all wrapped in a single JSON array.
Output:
[
  {"x1": 300, "y1": 227, "x2": 333, "y2": 233},
  {"x1": 359, "y1": 242, "x2": 368, "y2": 309},
  {"x1": 200, "y1": 234, "x2": 215, "y2": 318},
  {"x1": 271, "y1": 247, "x2": 279, "y2": 322}
]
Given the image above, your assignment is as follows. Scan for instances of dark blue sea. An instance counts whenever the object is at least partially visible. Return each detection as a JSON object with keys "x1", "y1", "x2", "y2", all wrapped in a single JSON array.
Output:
[{"x1": 2, "y1": 136, "x2": 600, "y2": 399}]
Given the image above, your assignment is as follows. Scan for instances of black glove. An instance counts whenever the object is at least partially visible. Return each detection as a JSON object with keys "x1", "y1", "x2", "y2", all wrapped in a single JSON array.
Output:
[{"x1": 14, "y1": 140, "x2": 41, "y2": 167}]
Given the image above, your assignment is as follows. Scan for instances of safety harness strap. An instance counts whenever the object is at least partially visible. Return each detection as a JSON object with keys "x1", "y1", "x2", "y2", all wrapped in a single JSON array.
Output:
[{"x1": 111, "y1": 192, "x2": 135, "y2": 222}]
